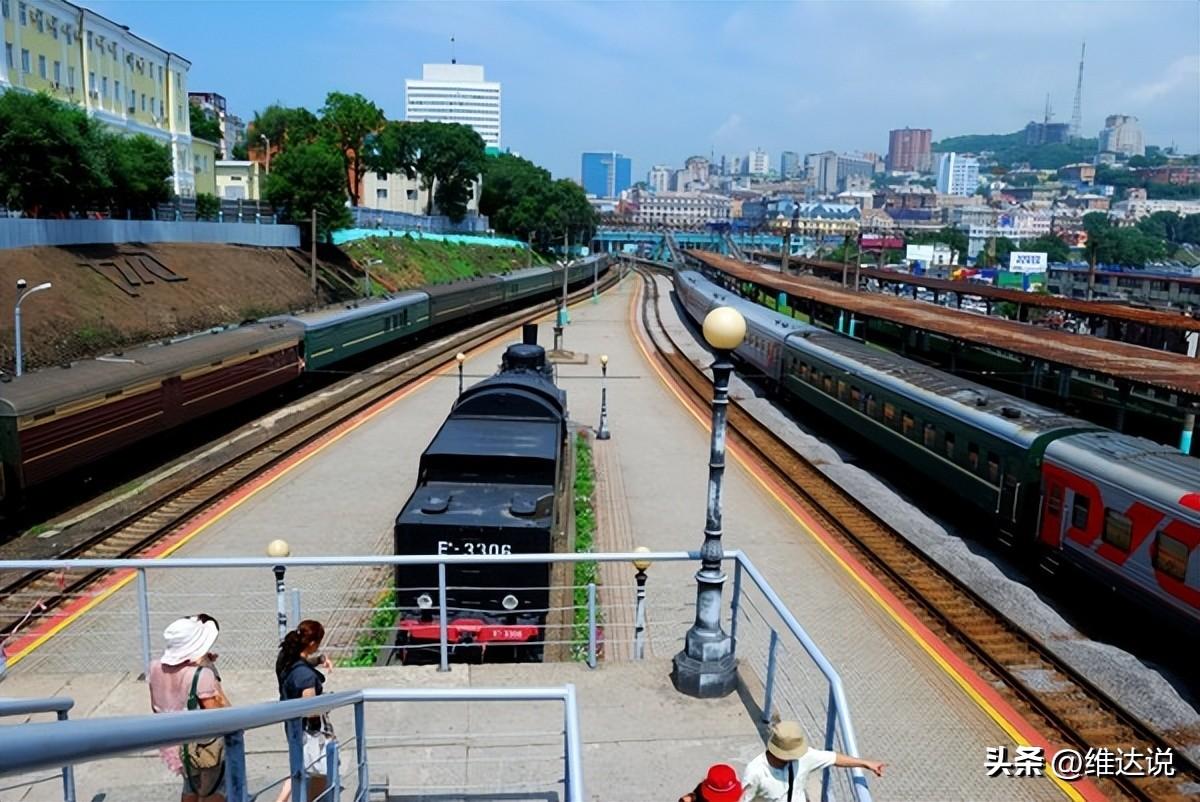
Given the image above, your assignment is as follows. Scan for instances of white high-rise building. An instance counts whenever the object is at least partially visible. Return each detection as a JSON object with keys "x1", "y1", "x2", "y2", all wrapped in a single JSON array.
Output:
[
  {"x1": 747, "y1": 148, "x2": 770, "y2": 176},
  {"x1": 648, "y1": 165, "x2": 672, "y2": 193},
  {"x1": 1098, "y1": 114, "x2": 1145, "y2": 159},
  {"x1": 936, "y1": 152, "x2": 980, "y2": 197},
  {"x1": 405, "y1": 63, "x2": 501, "y2": 148}
]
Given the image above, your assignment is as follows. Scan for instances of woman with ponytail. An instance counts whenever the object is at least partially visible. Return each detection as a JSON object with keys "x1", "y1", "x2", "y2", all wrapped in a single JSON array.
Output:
[{"x1": 274, "y1": 620, "x2": 332, "y2": 802}]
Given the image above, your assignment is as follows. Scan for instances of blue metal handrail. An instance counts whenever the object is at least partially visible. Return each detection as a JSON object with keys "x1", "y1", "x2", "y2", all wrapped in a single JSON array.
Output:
[{"x1": 0, "y1": 686, "x2": 582, "y2": 802}]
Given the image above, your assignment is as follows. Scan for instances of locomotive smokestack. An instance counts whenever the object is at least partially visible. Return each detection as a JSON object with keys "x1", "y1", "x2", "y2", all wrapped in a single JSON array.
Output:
[{"x1": 522, "y1": 323, "x2": 538, "y2": 346}]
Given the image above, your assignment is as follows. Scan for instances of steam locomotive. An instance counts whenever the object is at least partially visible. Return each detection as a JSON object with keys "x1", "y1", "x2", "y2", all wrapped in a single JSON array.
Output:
[{"x1": 392, "y1": 325, "x2": 568, "y2": 663}]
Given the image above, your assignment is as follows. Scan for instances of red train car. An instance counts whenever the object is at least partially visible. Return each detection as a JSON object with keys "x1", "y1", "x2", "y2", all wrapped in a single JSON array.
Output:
[
  {"x1": 1040, "y1": 431, "x2": 1200, "y2": 627},
  {"x1": 0, "y1": 322, "x2": 303, "y2": 503}
]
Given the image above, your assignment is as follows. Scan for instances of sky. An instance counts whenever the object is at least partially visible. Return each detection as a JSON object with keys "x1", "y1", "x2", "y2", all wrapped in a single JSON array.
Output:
[{"x1": 87, "y1": 0, "x2": 1200, "y2": 180}]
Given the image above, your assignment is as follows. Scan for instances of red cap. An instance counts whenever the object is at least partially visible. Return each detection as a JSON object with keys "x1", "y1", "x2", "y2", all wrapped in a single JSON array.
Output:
[{"x1": 701, "y1": 764, "x2": 742, "y2": 802}]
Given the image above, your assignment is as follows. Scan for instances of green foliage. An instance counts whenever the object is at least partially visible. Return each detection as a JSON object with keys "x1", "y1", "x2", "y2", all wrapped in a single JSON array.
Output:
[
  {"x1": 1020, "y1": 234, "x2": 1072, "y2": 263},
  {"x1": 0, "y1": 92, "x2": 172, "y2": 217},
  {"x1": 406, "y1": 121, "x2": 487, "y2": 219},
  {"x1": 933, "y1": 130, "x2": 1099, "y2": 170},
  {"x1": 341, "y1": 236, "x2": 537, "y2": 288},
  {"x1": 196, "y1": 193, "x2": 220, "y2": 219},
  {"x1": 975, "y1": 236, "x2": 1017, "y2": 268},
  {"x1": 906, "y1": 226, "x2": 968, "y2": 256},
  {"x1": 1083, "y1": 214, "x2": 1169, "y2": 266},
  {"x1": 249, "y1": 104, "x2": 320, "y2": 146},
  {"x1": 231, "y1": 142, "x2": 248, "y2": 160},
  {"x1": 320, "y1": 92, "x2": 385, "y2": 206},
  {"x1": 340, "y1": 591, "x2": 399, "y2": 667},
  {"x1": 1095, "y1": 165, "x2": 1200, "y2": 200},
  {"x1": 572, "y1": 432, "x2": 599, "y2": 662},
  {"x1": 189, "y1": 103, "x2": 222, "y2": 144},
  {"x1": 264, "y1": 139, "x2": 352, "y2": 238},
  {"x1": 1145, "y1": 182, "x2": 1200, "y2": 200},
  {"x1": 101, "y1": 133, "x2": 173, "y2": 215},
  {"x1": 0, "y1": 91, "x2": 109, "y2": 215},
  {"x1": 1136, "y1": 212, "x2": 1200, "y2": 245},
  {"x1": 481, "y1": 153, "x2": 598, "y2": 249},
  {"x1": 369, "y1": 120, "x2": 418, "y2": 179}
]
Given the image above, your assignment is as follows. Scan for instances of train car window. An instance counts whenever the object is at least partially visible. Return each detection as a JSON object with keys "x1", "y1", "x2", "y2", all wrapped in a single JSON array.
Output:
[
  {"x1": 944, "y1": 432, "x2": 955, "y2": 458},
  {"x1": 1102, "y1": 510, "x2": 1133, "y2": 551},
  {"x1": 923, "y1": 423, "x2": 936, "y2": 448},
  {"x1": 901, "y1": 412, "x2": 915, "y2": 436},
  {"x1": 1047, "y1": 484, "x2": 1062, "y2": 515},
  {"x1": 850, "y1": 386, "x2": 861, "y2": 405},
  {"x1": 837, "y1": 380, "x2": 848, "y2": 400},
  {"x1": 883, "y1": 402, "x2": 896, "y2": 424},
  {"x1": 986, "y1": 453, "x2": 1000, "y2": 484},
  {"x1": 866, "y1": 394, "x2": 878, "y2": 417},
  {"x1": 1071, "y1": 495, "x2": 1090, "y2": 530},
  {"x1": 1153, "y1": 533, "x2": 1190, "y2": 581},
  {"x1": 823, "y1": 376, "x2": 833, "y2": 393},
  {"x1": 799, "y1": 362, "x2": 809, "y2": 379},
  {"x1": 967, "y1": 443, "x2": 980, "y2": 470}
]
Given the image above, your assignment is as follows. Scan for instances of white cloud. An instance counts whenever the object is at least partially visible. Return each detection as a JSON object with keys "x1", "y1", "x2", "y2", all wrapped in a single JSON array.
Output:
[{"x1": 1127, "y1": 55, "x2": 1200, "y2": 102}]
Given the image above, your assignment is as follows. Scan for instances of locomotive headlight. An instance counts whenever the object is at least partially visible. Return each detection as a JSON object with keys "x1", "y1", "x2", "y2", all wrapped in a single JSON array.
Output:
[
  {"x1": 501, "y1": 594, "x2": 519, "y2": 611},
  {"x1": 417, "y1": 593, "x2": 434, "y2": 610}
]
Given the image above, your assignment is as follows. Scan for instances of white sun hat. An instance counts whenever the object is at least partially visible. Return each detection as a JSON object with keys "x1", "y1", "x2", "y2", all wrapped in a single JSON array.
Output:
[{"x1": 160, "y1": 617, "x2": 219, "y2": 666}]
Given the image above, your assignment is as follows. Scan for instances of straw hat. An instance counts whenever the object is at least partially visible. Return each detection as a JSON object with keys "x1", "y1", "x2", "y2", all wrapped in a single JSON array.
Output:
[
  {"x1": 767, "y1": 720, "x2": 809, "y2": 761},
  {"x1": 161, "y1": 617, "x2": 219, "y2": 666},
  {"x1": 700, "y1": 763, "x2": 742, "y2": 802}
]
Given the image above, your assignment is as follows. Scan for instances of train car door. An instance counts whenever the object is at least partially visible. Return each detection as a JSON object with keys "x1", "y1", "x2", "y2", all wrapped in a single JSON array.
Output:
[
  {"x1": 161, "y1": 376, "x2": 184, "y2": 430},
  {"x1": 1040, "y1": 478, "x2": 1065, "y2": 547}
]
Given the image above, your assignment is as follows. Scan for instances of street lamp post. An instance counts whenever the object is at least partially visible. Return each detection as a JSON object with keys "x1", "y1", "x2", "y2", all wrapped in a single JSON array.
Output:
[
  {"x1": 456, "y1": 352, "x2": 466, "y2": 396},
  {"x1": 261, "y1": 134, "x2": 271, "y2": 175},
  {"x1": 596, "y1": 354, "x2": 611, "y2": 440},
  {"x1": 633, "y1": 546, "x2": 651, "y2": 660},
  {"x1": 14, "y1": 279, "x2": 53, "y2": 377},
  {"x1": 266, "y1": 539, "x2": 291, "y2": 641},
  {"x1": 673, "y1": 306, "x2": 746, "y2": 698}
]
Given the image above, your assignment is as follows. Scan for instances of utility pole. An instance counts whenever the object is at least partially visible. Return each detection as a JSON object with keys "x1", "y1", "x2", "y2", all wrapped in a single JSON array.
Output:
[{"x1": 310, "y1": 208, "x2": 317, "y2": 294}]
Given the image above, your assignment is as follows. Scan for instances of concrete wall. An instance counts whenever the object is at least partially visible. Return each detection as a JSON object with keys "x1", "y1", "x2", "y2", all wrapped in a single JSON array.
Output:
[{"x1": 0, "y1": 219, "x2": 300, "y2": 249}]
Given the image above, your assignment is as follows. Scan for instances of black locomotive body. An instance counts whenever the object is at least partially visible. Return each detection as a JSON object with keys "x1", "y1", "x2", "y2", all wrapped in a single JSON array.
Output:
[{"x1": 393, "y1": 329, "x2": 567, "y2": 663}]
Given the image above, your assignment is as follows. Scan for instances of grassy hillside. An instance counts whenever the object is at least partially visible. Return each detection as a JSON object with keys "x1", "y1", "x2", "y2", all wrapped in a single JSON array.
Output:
[
  {"x1": 341, "y1": 236, "x2": 542, "y2": 291},
  {"x1": 933, "y1": 130, "x2": 1099, "y2": 170}
]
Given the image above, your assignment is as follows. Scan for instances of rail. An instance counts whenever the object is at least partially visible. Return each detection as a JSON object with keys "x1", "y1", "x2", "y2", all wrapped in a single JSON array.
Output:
[
  {"x1": 0, "y1": 686, "x2": 582, "y2": 802},
  {"x1": 0, "y1": 550, "x2": 872, "y2": 802},
  {"x1": 0, "y1": 695, "x2": 76, "y2": 802}
]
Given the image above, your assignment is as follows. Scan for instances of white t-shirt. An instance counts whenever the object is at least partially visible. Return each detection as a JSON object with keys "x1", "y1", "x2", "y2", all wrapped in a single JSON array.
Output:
[{"x1": 739, "y1": 749, "x2": 837, "y2": 802}]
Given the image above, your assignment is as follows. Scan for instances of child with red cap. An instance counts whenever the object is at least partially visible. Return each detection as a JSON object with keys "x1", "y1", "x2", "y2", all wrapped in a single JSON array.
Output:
[{"x1": 679, "y1": 763, "x2": 743, "y2": 802}]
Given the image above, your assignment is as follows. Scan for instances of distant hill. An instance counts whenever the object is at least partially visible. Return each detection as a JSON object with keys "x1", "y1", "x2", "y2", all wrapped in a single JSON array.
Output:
[{"x1": 932, "y1": 130, "x2": 1098, "y2": 171}]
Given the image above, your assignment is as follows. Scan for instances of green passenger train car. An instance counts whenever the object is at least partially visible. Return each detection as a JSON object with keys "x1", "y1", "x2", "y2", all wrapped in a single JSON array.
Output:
[{"x1": 271, "y1": 291, "x2": 431, "y2": 372}]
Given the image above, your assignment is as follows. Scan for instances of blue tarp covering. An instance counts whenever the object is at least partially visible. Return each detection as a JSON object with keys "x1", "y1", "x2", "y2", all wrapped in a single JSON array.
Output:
[{"x1": 332, "y1": 228, "x2": 528, "y2": 249}]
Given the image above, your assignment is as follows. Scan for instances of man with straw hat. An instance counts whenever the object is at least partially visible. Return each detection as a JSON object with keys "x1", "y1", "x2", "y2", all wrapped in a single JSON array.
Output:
[
  {"x1": 739, "y1": 720, "x2": 884, "y2": 802},
  {"x1": 148, "y1": 615, "x2": 230, "y2": 802}
]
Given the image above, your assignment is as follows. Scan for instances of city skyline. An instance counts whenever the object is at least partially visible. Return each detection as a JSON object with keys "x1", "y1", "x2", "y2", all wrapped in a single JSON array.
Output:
[{"x1": 83, "y1": 0, "x2": 1200, "y2": 179}]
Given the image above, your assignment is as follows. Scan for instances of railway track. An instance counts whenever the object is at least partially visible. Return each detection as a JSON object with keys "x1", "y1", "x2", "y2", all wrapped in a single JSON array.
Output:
[
  {"x1": 0, "y1": 268, "x2": 624, "y2": 643},
  {"x1": 636, "y1": 267, "x2": 1200, "y2": 802}
]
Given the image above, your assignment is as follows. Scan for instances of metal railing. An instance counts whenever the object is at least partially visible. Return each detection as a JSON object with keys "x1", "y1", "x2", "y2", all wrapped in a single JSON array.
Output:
[
  {"x1": 0, "y1": 550, "x2": 872, "y2": 802},
  {"x1": 0, "y1": 686, "x2": 581, "y2": 802},
  {"x1": 0, "y1": 696, "x2": 76, "y2": 802}
]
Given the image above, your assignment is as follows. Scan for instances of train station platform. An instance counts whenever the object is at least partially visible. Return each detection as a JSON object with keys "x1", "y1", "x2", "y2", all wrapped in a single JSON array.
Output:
[{"x1": 1, "y1": 273, "x2": 1083, "y2": 801}]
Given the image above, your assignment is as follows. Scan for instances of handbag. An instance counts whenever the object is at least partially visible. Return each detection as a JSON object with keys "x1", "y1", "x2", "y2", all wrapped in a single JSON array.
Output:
[{"x1": 181, "y1": 665, "x2": 225, "y2": 795}]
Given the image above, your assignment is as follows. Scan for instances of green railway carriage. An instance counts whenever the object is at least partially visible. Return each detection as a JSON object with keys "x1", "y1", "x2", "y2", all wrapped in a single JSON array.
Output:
[
  {"x1": 426, "y1": 276, "x2": 506, "y2": 326},
  {"x1": 272, "y1": 291, "x2": 431, "y2": 372},
  {"x1": 502, "y1": 266, "x2": 558, "y2": 302},
  {"x1": 780, "y1": 330, "x2": 1099, "y2": 536}
]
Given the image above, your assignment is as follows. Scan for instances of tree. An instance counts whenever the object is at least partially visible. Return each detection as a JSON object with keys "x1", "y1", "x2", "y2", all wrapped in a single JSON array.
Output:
[
  {"x1": 196, "y1": 193, "x2": 220, "y2": 219},
  {"x1": 976, "y1": 236, "x2": 1017, "y2": 268},
  {"x1": 906, "y1": 226, "x2": 967, "y2": 257},
  {"x1": 0, "y1": 91, "x2": 109, "y2": 216},
  {"x1": 231, "y1": 141, "x2": 248, "y2": 160},
  {"x1": 264, "y1": 140, "x2": 351, "y2": 238},
  {"x1": 319, "y1": 92, "x2": 385, "y2": 207},
  {"x1": 1082, "y1": 213, "x2": 1168, "y2": 266},
  {"x1": 368, "y1": 120, "x2": 418, "y2": 178},
  {"x1": 189, "y1": 103, "x2": 222, "y2": 144},
  {"x1": 480, "y1": 153, "x2": 596, "y2": 248},
  {"x1": 248, "y1": 104, "x2": 320, "y2": 148},
  {"x1": 99, "y1": 133, "x2": 172, "y2": 215},
  {"x1": 1021, "y1": 234, "x2": 1071, "y2": 263},
  {"x1": 408, "y1": 122, "x2": 487, "y2": 218}
]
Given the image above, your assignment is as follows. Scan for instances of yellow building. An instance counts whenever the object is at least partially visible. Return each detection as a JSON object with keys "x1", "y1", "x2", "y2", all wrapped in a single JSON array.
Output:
[
  {"x1": 192, "y1": 137, "x2": 217, "y2": 196},
  {"x1": 2, "y1": 0, "x2": 196, "y2": 195},
  {"x1": 215, "y1": 160, "x2": 264, "y2": 201}
]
